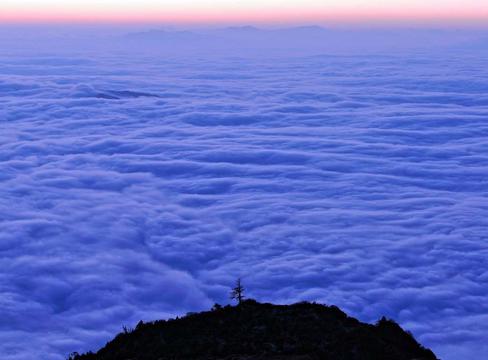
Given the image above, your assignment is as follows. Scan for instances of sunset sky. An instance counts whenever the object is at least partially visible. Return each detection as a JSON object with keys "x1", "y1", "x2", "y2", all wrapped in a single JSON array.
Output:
[{"x1": 1, "y1": 0, "x2": 488, "y2": 24}]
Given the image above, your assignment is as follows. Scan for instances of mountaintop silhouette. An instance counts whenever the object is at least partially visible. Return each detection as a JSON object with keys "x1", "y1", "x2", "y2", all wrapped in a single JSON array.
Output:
[{"x1": 69, "y1": 299, "x2": 437, "y2": 360}]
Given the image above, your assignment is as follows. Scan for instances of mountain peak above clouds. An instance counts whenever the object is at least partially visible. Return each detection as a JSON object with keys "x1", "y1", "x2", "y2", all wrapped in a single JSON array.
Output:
[{"x1": 69, "y1": 300, "x2": 438, "y2": 360}]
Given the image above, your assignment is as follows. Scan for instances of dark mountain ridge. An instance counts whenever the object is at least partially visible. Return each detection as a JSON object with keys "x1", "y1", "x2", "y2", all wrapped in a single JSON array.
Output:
[{"x1": 69, "y1": 300, "x2": 437, "y2": 360}]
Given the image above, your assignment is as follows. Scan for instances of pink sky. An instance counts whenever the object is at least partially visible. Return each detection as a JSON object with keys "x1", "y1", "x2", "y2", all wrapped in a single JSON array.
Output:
[{"x1": 1, "y1": 1, "x2": 488, "y2": 24}]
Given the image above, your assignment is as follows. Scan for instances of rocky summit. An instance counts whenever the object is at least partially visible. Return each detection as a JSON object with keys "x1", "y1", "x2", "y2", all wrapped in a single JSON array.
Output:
[{"x1": 69, "y1": 300, "x2": 438, "y2": 360}]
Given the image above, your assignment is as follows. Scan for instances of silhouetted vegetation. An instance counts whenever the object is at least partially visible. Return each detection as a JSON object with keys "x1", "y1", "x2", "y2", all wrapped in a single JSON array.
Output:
[
  {"x1": 230, "y1": 278, "x2": 245, "y2": 304},
  {"x1": 68, "y1": 300, "x2": 437, "y2": 360}
]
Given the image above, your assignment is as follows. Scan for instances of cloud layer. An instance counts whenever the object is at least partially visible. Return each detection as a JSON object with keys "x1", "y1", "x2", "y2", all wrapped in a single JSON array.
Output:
[{"x1": 0, "y1": 41, "x2": 487, "y2": 360}]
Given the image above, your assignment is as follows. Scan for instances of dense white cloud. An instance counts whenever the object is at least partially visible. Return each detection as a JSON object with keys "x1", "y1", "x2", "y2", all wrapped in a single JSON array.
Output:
[{"x1": 0, "y1": 30, "x2": 487, "y2": 360}]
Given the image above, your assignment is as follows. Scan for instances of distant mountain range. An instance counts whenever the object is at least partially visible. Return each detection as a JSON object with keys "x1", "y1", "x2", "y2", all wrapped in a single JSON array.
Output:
[
  {"x1": 121, "y1": 26, "x2": 488, "y2": 54},
  {"x1": 69, "y1": 300, "x2": 438, "y2": 360},
  {"x1": 125, "y1": 26, "x2": 329, "y2": 43}
]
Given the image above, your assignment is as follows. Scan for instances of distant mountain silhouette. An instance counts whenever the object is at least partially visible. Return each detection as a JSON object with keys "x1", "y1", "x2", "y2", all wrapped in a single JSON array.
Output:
[
  {"x1": 217, "y1": 26, "x2": 262, "y2": 33},
  {"x1": 125, "y1": 29, "x2": 208, "y2": 43},
  {"x1": 215, "y1": 25, "x2": 328, "y2": 35},
  {"x1": 120, "y1": 26, "x2": 477, "y2": 54},
  {"x1": 125, "y1": 26, "x2": 328, "y2": 40},
  {"x1": 69, "y1": 300, "x2": 437, "y2": 360}
]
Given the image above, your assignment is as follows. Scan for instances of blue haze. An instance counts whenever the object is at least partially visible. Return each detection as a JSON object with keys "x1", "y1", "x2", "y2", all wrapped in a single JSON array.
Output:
[{"x1": 0, "y1": 25, "x2": 487, "y2": 360}]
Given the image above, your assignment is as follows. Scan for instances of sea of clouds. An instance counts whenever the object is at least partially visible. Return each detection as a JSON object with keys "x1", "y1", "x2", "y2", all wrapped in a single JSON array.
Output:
[{"x1": 0, "y1": 26, "x2": 487, "y2": 360}]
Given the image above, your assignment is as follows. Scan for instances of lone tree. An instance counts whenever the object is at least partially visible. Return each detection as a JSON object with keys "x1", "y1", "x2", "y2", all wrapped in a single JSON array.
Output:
[{"x1": 230, "y1": 278, "x2": 245, "y2": 304}]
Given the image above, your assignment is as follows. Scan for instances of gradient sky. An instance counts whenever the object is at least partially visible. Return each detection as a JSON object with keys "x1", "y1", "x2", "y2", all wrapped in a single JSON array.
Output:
[{"x1": 1, "y1": 0, "x2": 488, "y2": 24}]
